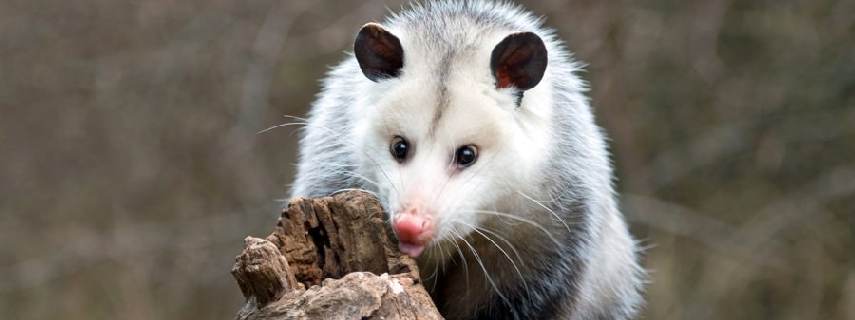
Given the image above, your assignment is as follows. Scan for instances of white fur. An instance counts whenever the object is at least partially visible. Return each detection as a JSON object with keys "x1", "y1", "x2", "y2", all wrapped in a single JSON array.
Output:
[{"x1": 290, "y1": 1, "x2": 645, "y2": 319}]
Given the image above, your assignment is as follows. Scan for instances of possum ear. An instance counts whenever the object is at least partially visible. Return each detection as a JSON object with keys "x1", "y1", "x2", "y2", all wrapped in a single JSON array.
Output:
[
  {"x1": 491, "y1": 32, "x2": 547, "y2": 90},
  {"x1": 354, "y1": 23, "x2": 404, "y2": 82}
]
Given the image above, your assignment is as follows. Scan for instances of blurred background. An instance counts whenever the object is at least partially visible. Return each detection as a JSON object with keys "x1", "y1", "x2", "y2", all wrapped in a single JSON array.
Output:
[{"x1": 1, "y1": 0, "x2": 853, "y2": 319}]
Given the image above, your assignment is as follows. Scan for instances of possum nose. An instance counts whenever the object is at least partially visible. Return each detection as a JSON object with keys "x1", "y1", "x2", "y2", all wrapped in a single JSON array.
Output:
[
  {"x1": 394, "y1": 215, "x2": 428, "y2": 243},
  {"x1": 392, "y1": 213, "x2": 434, "y2": 257}
]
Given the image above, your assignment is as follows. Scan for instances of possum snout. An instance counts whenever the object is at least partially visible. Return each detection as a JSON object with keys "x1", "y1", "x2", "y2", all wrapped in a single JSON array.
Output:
[{"x1": 392, "y1": 202, "x2": 435, "y2": 258}]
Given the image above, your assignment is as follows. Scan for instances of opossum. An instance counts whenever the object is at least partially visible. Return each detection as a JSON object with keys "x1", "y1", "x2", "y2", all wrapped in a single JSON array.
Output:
[{"x1": 289, "y1": 1, "x2": 645, "y2": 319}]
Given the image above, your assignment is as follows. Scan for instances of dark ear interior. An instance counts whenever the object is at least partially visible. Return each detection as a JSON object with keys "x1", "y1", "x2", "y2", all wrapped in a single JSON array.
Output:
[
  {"x1": 354, "y1": 23, "x2": 404, "y2": 82},
  {"x1": 490, "y1": 32, "x2": 547, "y2": 90}
]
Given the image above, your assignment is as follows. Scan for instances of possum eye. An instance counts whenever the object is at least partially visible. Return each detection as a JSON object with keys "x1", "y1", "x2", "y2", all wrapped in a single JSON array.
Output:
[
  {"x1": 390, "y1": 136, "x2": 410, "y2": 162},
  {"x1": 454, "y1": 145, "x2": 478, "y2": 167}
]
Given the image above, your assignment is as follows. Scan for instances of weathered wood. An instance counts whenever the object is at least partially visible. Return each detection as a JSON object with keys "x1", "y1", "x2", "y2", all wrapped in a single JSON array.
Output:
[
  {"x1": 232, "y1": 237, "x2": 302, "y2": 308},
  {"x1": 231, "y1": 190, "x2": 442, "y2": 320}
]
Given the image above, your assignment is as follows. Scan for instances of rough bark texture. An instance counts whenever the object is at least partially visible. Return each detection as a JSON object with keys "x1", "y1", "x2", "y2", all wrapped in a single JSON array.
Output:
[{"x1": 231, "y1": 190, "x2": 442, "y2": 320}]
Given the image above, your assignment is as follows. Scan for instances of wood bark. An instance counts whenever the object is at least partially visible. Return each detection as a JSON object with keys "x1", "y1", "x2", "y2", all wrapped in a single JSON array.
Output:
[{"x1": 231, "y1": 190, "x2": 442, "y2": 320}]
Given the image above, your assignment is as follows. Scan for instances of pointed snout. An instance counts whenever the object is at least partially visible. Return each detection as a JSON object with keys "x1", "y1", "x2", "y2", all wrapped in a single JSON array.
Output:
[{"x1": 392, "y1": 202, "x2": 435, "y2": 258}]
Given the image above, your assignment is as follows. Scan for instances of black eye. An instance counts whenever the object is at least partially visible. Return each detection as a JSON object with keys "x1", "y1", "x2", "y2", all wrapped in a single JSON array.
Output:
[
  {"x1": 390, "y1": 136, "x2": 409, "y2": 162},
  {"x1": 455, "y1": 145, "x2": 478, "y2": 167}
]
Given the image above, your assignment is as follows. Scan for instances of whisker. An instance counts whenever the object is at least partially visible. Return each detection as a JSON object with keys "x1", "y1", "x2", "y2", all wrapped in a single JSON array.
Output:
[
  {"x1": 455, "y1": 220, "x2": 529, "y2": 295},
  {"x1": 425, "y1": 246, "x2": 441, "y2": 292},
  {"x1": 447, "y1": 228, "x2": 472, "y2": 299},
  {"x1": 265, "y1": 115, "x2": 401, "y2": 201},
  {"x1": 422, "y1": 251, "x2": 440, "y2": 284},
  {"x1": 458, "y1": 232, "x2": 510, "y2": 308},
  {"x1": 257, "y1": 121, "x2": 307, "y2": 135},
  {"x1": 517, "y1": 191, "x2": 573, "y2": 235},
  {"x1": 300, "y1": 163, "x2": 388, "y2": 196},
  {"x1": 462, "y1": 210, "x2": 561, "y2": 245}
]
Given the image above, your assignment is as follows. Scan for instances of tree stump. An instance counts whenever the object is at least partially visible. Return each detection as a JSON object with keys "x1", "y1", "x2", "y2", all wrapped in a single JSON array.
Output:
[{"x1": 231, "y1": 190, "x2": 442, "y2": 320}]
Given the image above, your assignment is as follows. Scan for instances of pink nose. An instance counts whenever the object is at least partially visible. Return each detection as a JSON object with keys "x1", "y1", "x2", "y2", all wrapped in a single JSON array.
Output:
[
  {"x1": 394, "y1": 215, "x2": 427, "y2": 244},
  {"x1": 392, "y1": 212, "x2": 434, "y2": 258}
]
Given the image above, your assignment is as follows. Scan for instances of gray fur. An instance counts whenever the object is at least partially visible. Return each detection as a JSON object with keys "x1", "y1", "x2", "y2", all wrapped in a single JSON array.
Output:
[
  {"x1": 290, "y1": 1, "x2": 645, "y2": 319},
  {"x1": 428, "y1": 51, "x2": 452, "y2": 139}
]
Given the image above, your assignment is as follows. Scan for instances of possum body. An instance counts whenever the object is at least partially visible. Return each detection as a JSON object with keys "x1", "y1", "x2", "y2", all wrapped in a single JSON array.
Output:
[{"x1": 290, "y1": 1, "x2": 644, "y2": 319}]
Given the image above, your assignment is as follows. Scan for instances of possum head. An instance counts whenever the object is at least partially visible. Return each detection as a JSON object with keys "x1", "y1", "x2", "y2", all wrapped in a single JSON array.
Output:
[{"x1": 353, "y1": 23, "x2": 551, "y2": 258}]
